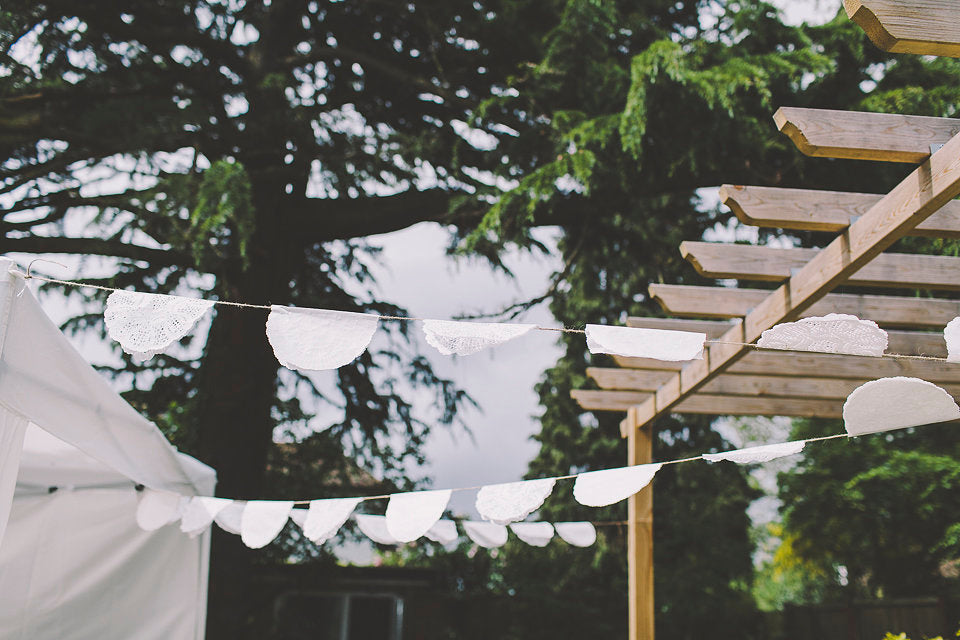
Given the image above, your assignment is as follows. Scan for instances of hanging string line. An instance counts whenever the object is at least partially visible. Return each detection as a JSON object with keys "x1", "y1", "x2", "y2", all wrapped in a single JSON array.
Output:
[
  {"x1": 223, "y1": 432, "x2": 852, "y2": 505},
  {"x1": 13, "y1": 270, "x2": 959, "y2": 364}
]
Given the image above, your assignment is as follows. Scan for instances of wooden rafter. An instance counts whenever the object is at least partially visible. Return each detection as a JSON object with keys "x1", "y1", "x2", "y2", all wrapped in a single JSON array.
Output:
[
  {"x1": 572, "y1": 389, "x2": 843, "y2": 419},
  {"x1": 680, "y1": 241, "x2": 960, "y2": 290},
  {"x1": 774, "y1": 107, "x2": 960, "y2": 163},
  {"x1": 648, "y1": 284, "x2": 960, "y2": 329},
  {"x1": 845, "y1": 0, "x2": 960, "y2": 58},
  {"x1": 623, "y1": 317, "x2": 946, "y2": 357},
  {"x1": 720, "y1": 184, "x2": 960, "y2": 237},
  {"x1": 620, "y1": 127, "x2": 960, "y2": 432}
]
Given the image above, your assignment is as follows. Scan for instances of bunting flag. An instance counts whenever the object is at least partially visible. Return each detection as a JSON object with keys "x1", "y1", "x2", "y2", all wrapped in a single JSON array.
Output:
[
  {"x1": 301, "y1": 497, "x2": 362, "y2": 545},
  {"x1": 843, "y1": 377, "x2": 960, "y2": 436},
  {"x1": 355, "y1": 514, "x2": 398, "y2": 545},
  {"x1": 945, "y1": 317, "x2": 960, "y2": 363},
  {"x1": 180, "y1": 496, "x2": 232, "y2": 537},
  {"x1": 585, "y1": 325, "x2": 706, "y2": 361},
  {"x1": 240, "y1": 501, "x2": 293, "y2": 549},
  {"x1": 702, "y1": 441, "x2": 805, "y2": 464},
  {"x1": 214, "y1": 501, "x2": 244, "y2": 535},
  {"x1": 475, "y1": 478, "x2": 557, "y2": 525},
  {"x1": 572, "y1": 463, "x2": 662, "y2": 508},
  {"x1": 422, "y1": 320, "x2": 538, "y2": 356},
  {"x1": 135, "y1": 489, "x2": 184, "y2": 531},
  {"x1": 757, "y1": 314, "x2": 887, "y2": 357},
  {"x1": 105, "y1": 291, "x2": 214, "y2": 362},
  {"x1": 509, "y1": 522, "x2": 554, "y2": 547},
  {"x1": 424, "y1": 519, "x2": 459, "y2": 545},
  {"x1": 554, "y1": 522, "x2": 597, "y2": 548},
  {"x1": 384, "y1": 489, "x2": 451, "y2": 543},
  {"x1": 265, "y1": 306, "x2": 379, "y2": 371},
  {"x1": 462, "y1": 520, "x2": 508, "y2": 548}
]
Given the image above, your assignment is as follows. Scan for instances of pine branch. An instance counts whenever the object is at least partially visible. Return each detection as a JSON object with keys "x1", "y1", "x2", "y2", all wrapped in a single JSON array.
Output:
[{"x1": 4, "y1": 236, "x2": 191, "y2": 268}]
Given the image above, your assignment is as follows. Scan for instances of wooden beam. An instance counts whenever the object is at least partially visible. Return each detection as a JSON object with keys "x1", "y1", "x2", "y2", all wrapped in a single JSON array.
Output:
[
  {"x1": 845, "y1": 0, "x2": 960, "y2": 58},
  {"x1": 720, "y1": 184, "x2": 960, "y2": 237},
  {"x1": 571, "y1": 389, "x2": 651, "y2": 411},
  {"x1": 774, "y1": 107, "x2": 960, "y2": 163},
  {"x1": 623, "y1": 316, "x2": 945, "y2": 356},
  {"x1": 627, "y1": 424, "x2": 654, "y2": 640},
  {"x1": 589, "y1": 368, "x2": 960, "y2": 399},
  {"x1": 649, "y1": 284, "x2": 960, "y2": 329},
  {"x1": 681, "y1": 241, "x2": 960, "y2": 290},
  {"x1": 614, "y1": 350, "x2": 960, "y2": 384},
  {"x1": 574, "y1": 389, "x2": 843, "y2": 418}
]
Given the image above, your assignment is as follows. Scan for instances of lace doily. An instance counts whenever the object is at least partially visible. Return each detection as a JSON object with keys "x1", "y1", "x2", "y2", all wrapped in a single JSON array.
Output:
[
  {"x1": 385, "y1": 489, "x2": 451, "y2": 542},
  {"x1": 422, "y1": 320, "x2": 537, "y2": 356},
  {"x1": 843, "y1": 377, "x2": 960, "y2": 436},
  {"x1": 301, "y1": 497, "x2": 361, "y2": 544},
  {"x1": 135, "y1": 489, "x2": 184, "y2": 531},
  {"x1": 509, "y1": 522, "x2": 554, "y2": 547},
  {"x1": 462, "y1": 521, "x2": 508, "y2": 548},
  {"x1": 289, "y1": 508, "x2": 307, "y2": 528},
  {"x1": 105, "y1": 291, "x2": 214, "y2": 361},
  {"x1": 573, "y1": 463, "x2": 663, "y2": 508},
  {"x1": 355, "y1": 514, "x2": 398, "y2": 545},
  {"x1": 214, "y1": 501, "x2": 245, "y2": 535},
  {"x1": 180, "y1": 496, "x2": 232, "y2": 536},
  {"x1": 240, "y1": 500, "x2": 293, "y2": 549},
  {"x1": 265, "y1": 306, "x2": 379, "y2": 371},
  {"x1": 703, "y1": 441, "x2": 805, "y2": 465},
  {"x1": 475, "y1": 478, "x2": 557, "y2": 525},
  {"x1": 586, "y1": 325, "x2": 705, "y2": 361},
  {"x1": 554, "y1": 522, "x2": 597, "y2": 548},
  {"x1": 425, "y1": 520, "x2": 459, "y2": 545},
  {"x1": 757, "y1": 314, "x2": 887, "y2": 357},
  {"x1": 945, "y1": 317, "x2": 960, "y2": 362}
]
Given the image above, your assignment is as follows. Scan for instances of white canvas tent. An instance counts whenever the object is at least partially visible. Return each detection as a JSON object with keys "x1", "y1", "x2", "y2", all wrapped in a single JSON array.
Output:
[{"x1": 0, "y1": 258, "x2": 216, "y2": 639}]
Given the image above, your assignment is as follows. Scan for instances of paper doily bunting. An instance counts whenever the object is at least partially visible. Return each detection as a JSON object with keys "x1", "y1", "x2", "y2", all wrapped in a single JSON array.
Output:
[
  {"x1": 843, "y1": 377, "x2": 960, "y2": 436},
  {"x1": 425, "y1": 520, "x2": 459, "y2": 545},
  {"x1": 214, "y1": 501, "x2": 245, "y2": 535},
  {"x1": 180, "y1": 496, "x2": 232, "y2": 536},
  {"x1": 509, "y1": 522, "x2": 554, "y2": 547},
  {"x1": 265, "y1": 306, "x2": 379, "y2": 371},
  {"x1": 301, "y1": 497, "x2": 362, "y2": 544},
  {"x1": 573, "y1": 463, "x2": 662, "y2": 508},
  {"x1": 757, "y1": 314, "x2": 887, "y2": 357},
  {"x1": 945, "y1": 318, "x2": 960, "y2": 363},
  {"x1": 585, "y1": 325, "x2": 705, "y2": 361},
  {"x1": 702, "y1": 441, "x2": 805, "y2": 464},
  {"x1": 355, "y1": 514, "x2": 399, "y2": 545},
  {"x1": 554, "y1": 522, "x2": 597, "y2": 547},
  {"x1": 240, "y1": 500, "x2": 293, "y2": 549},
  {"x1": 136, "y1": 489, "x2": 184, "y2": 531},
  {"x1": 475, "y1": 478, "x2": 557, "y2": 525},
  {"x1": 462, "y1": 521, "x2": 508, "y2": 548},
  {"x1": 105, "y1": 291, "x2": 214, "y2": 361},
  {"x1": 385, "y1": 489, "x2": 452, "y2": 542},
  {"x1": 422, "y1": 320, "x2": 537, "y2": 356}
]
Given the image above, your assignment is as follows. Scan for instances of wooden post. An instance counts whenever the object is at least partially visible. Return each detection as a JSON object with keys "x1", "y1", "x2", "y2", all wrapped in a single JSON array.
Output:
[{"x1": 627, "y1": 417, "x2": 654, "y2": 640}]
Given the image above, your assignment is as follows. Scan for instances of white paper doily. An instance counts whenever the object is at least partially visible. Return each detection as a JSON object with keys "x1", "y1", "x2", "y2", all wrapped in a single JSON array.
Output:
[
  {"x1": 945, "y1": 317, "x2": 960, "y2": 362},
  {"x1": 180, "y1": 496, "x2": 232, "y2": 536},
  {"x1": 214, "y1": 501, "x2": 245, "y2": 535},
  {"x1": 135, "y1": 489, "x2": 184, "y2": 531},
  {"x1": 573, "y1": 463, "x2": 662, "y2": 507},
  {"x1": 554, "y1": 522, "x2": 597, "y2": 547},
  {"x1": 425, "y1": 520, "x2": 459, "y2": 545},
  {"x1": 385, "y1": 489, "x2": 451, "y2": 542},
  {"x1": 265, "y1": 306, "x2": 379, "y2": 371},
  {"x1": 355, "y1": 514, "x2": 399, "y2": 545},
  {"x1": 475, "y1": 478, "x2": 557, "y2": 525},
  {"x1": 301, "y1": 497, "x2": 361, "y2": 544},
  {"x1": 702, "y1": 441, "x2": 805, "y2": 464},
  {"x1": 509, "y1": 522, "x2": 554, "y2": 547},
  {"x1": 422, "y1": 320, "x2": 537, "y2": 356},
  {"x1": 462, "y1": 521, "x2": 508, "y2": 548},
  {"x1": 585, "y1": 325, "x2": 705, "y2": 361},
  {"x1": 105, "y1": 291, "x2": 214, "y2": 361},
  {"x1": 240, "y1": 500, "x2": 293, "y2": 549},
  {"x1": 843, "y1": 377, "x2": 960, "y2": 436},
  {"x1": 757, "y1": 314, "x2": 887, "y2": 357}
]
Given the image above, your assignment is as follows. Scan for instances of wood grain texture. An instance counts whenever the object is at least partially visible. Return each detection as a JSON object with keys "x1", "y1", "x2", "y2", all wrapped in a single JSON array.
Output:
[
  {"x1": 774, "y1": 107, "x2": 960, "y2": 162},
  {"x1": 627, "y1": 426, "x2": 654, "y2": 640},
  {"x1": 681, "y1": 241, "x2": 960, "y2": 290},
  {"x1": 575, "y1": 389, "x2": 844, "y2": 417},
  {"x1": 589, "y1": 368, "x2": 960, "y2": 399},
  {"x1": 845, "y1": 0, "x2": 960, "y2": 57},
  {"x1": 720, "y1": 184, "x2": 960, "y2": 237},
  {"x1": 649, "y1": 284, "x2": 960, "y2": 329},
  {"x1": 614, "y1": 350, "x2": 960, "y2": 383}
]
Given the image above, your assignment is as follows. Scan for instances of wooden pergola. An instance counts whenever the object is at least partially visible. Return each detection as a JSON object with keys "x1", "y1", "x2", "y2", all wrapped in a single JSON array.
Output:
[{"x1": 571, "y1": 2, "x2": 960, "y2": 638}]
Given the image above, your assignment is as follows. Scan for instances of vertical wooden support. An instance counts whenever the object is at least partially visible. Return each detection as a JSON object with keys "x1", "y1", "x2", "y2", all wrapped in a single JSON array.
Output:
[{"x1": 627, "y1": 419, "x2": 654, "y2": 640}]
